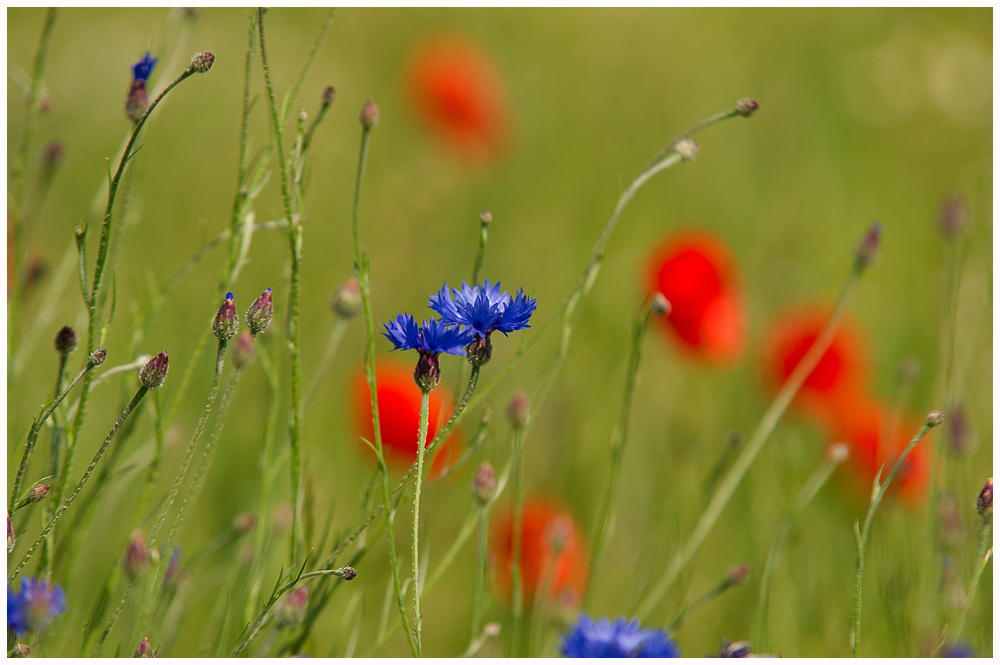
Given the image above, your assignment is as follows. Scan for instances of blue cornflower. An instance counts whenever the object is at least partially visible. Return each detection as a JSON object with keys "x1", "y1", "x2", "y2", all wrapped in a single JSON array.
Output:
[
  {"x1": 7, "y1": 577, "x2": 67, "y2": 636},
  {"x1": 126, "y1": 52, "x2": 157, "y2": 122},
  {"x1": 429, "y1": 279, "x2": 537, "y2": 365},
  {"x1": 383, "y1": 313, "x2": 474, "y2": 392},
  {"x1": 940, "y1": 642, "x2": 975, "y2": 658},
  {"x1": 561, "y1": 615, "x2": 680, "y2": 658},
  {"x1": 131, "y1": 52, "x2": 157, "y2": 83}
]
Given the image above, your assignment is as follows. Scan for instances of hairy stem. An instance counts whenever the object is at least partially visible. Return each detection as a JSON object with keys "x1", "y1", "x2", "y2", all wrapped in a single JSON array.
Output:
[{"x1": 411, "y1": 389, "x2": 431, "y2": 656}]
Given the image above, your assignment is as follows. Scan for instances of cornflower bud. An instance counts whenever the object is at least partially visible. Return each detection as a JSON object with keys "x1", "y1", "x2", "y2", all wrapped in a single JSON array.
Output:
[
  {"x1": 946, "y1": 401, "x2": 972, "y2": 455},
  {"x1": 926, "y1": 409, "x2": 945, "y2": 428},
  {"x1": 651, "y1": 293, "x2": 671, "y2": 316},
  {"x1": 321, "y1": 85, "x2": 336, "y2": 107},
  {"x1": 134, "y1": 636, "x2": 154, "y2": 658},
  {"x1": 735, "y1": 98, "x2": 760, "y2": 117},
  {"x1": 246, "y1": 288, "x2": 273, "y2": 336},
  {"x1": 234, "y1": 512, "x2": 257, "y2": 535},
  {"x1": 507, "y1": 390, "x2": 530, "y2": 430},
  {"x1": 123, "y1": 530, "x2": 149, "y2": 581},
  {"x1": 90, "y1": 349, "x2": 107, "y2": 366},
  {"x1": 480, "y1": 210, "x2": 493, "y2": 225},
  {"x1": 139, "y1": 351, "x2": 169, "y2": 389},
  {"x1": 12, "y1": 643, "x2": 31, "y2": 658},
  {"x1": 855, "y1": 221, "x2": 882, "y2": 270},
  {"x1": 339, "y1": 566, "x2": 357, "y2": 581},
  {"x1": 977, "y1": 477, "x2": 992, "y2": 519},
  {"x1": 55, "y1": 325, "x2": 77, "y2": 355},
  {"x1": 674, "y1": 138, "x2": 699, "y2": 162},
  {"x1": 274, "y1": 586, "x2": 308, "y2": 628},
  {"x1": 26, "y1": 483, "x2": 49, "y2": 504},
  {"x1": 472, "y1": 461, "x2": 497, "y2": 505},
  {"x1": 331, "y1": 276, "x2": 361, "y2": 319},
  {"x1": 232, "y1": 330, "x2": 255, "y2": 369},
  {"x1": 726, "y1": 564, "x2": 750, "y2": 586},
  {"x1": 359, "y1": 98, "x2": 379, "y2": 129},
  {"x1": 939, "y1": 194, "x2": 969, "y2": 237},
  {"x1": 190, "y1": 51, "x2": 215, "y2": 73},
  {"x1": 212, "y1": 292, "x2": 239, "y2": 341},
  {"x1": 42, "y1": 140, "x2": 63, "y2": 171}
]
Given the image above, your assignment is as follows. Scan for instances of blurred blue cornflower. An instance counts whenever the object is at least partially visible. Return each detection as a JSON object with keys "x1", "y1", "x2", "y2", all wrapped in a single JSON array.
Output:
[
  {"x1": 561, "y1": 614, "x2": 680, "y2": 658},
  {"x1": 940, "y1": 642, "x2": 975, "y2": 658},
  {"x1": 383, "y1": 313, "x2": 474, "y2": 392},
  {"x1": 7, "y1": 577, "x2": 67, "y2": 636},
  {"x1": 126, "y1": 52, "x2": 157, "y2": 122},
  {"x1": 429, "y1": 279, "x2": 537, "y2": 365}
]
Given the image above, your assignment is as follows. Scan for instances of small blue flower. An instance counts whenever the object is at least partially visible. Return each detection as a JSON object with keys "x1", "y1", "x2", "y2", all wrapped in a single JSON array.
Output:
[
  {"x1": 383, "y1": 314, "x2": 473, "y2": 356},
  {"x1": 131, "y1": 51, "x2": 157, "y2": 83},
  {"x1": 940, "y1": 642, "x2": 975, "y2": 658},
  {"x1": 429, "y1": 279, "x2": 536, "y2": 337},
  {"x1": 561, "y1": 615, "x2": 680, "y2": 658},
  {"x1": 7, "y1": 577, "x2": 67, "y2": 636}
]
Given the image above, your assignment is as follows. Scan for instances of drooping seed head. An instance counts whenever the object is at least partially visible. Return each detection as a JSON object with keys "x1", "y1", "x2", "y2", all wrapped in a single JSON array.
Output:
[
  {"x1": 977, "y1": 477, "x2": 992, "y2": 519},
  {"x1": 674, "y1": 138, "x2": 699, "y2": 162},
  {"x1": 190, "y1": 51, "x2": 215, "y2": 73},
  {"x1": 472, "y1": 461, "x2": 497, "y2": 505},
  {"x1": 939, "y1": 194, "x2": 969, "y2": 237},
  {"x1": 91, "y1": 349, "x2": 108, "y2": 366},
  {"x1": 212, "y1": 292, "x2": 239, "y2": 341},
  {"x1": 139, "y1": 351, "x2": 169, "y2": 389},
  {"x1": 735, "y1": 98, "x2": 760, "y2": 117},
  {"x1": 926, "y1": 409, "x2": 945, "y2": 428},
  {"x1": 507, "y1": 389, "x2": 530, "y2": 429},
  {"x1": 339, "y1": 566, "x2": 357, "y2": 581},
  {"x1": 54, "y1": 325, "x2": 77, "y2": 355},
  {"x1": 855, "y1": 221, "x2": 882, "y2": 270},
  {"x1": 246, "y1": 288, "x2": 273, "y2": 336},
  {"x1": 331, "y1": 276, "x2": 362, "y2": 319},
  {"x1": 274, "y1": 586, "x2": 308, "y2": 628},
  {"x1": 232, "y1": 330, "x2": 255, "y2": 369},
  {"x1": 359, "y1": 98, "x2": 380, "y2": 129},
  {"x1": 134, "y1": 637, "x2": 154, "y2": 658},
  {"x1": 123, "y1": 530, "x2": 149, "y2": 581}
]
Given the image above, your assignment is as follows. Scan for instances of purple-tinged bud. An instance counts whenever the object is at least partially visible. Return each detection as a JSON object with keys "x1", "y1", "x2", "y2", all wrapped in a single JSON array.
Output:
[
  {"x1": 331, "y1": 276, "x2": 361, "y2": 319},
  {"x1": 480, "y1": 210, "x2": 493, "y2": 225},
  {"x1": 413, "y1": 351, "x2": 441, "y2": 394},
  {"x1": 651, "y1": 293, "x2": 671, "y2": 316},
  {"x1": 338, "y1": 566, "x2": 357, "y2": 581},
  {"x1": 164, "y1": 547, "x2": 182, "y2": 587},
  {"x1": 472, "y1": 461, "x2": 497, "y2": 505},
  {"x1": 133, "y1": 636, "x2": 154, "y2": 658},
  {"x1": 855, "y1": 221, "x2": 882, "y2": 270},
  {"x1": 359, "y1": 98, "x2": 379, "y2": 130},
  {"x1": 735, "y1": 98, "x2": 760, "y2": 118},
  {"x1": 232, "y1": 330, "x2": 255, "y2": 370},
  {"x1": 26, "y1": 483, "x2": 50, "y2": 504},
  {"x1": 25, "y1": 258, "x2": 47, "y2": 293},
  {"x1": 212, "y1": 292, "x2": 239, "y2": 341},
  {"x1": 321, "y1": 85, "x2": 336, "y2": 107},
  {"x1": 674, "y1": 138, "x2": 699, "y2": 162},
  {"x1": 39, "y1": 91, "x2": 52, "y2": 115},
  {"x1": 125, "y1": 81, "x2": 149, "y2": 122},
  {"x1": 12, "y1": 643, "x2": 31, "y2": 658},
  {"x1": 546, "y1": 516, "x2": 573, "y2": 554},
  {"x1": 274, "y1": 586, "x2": 308, "y2": 628},
  {"x1": 465, "y1": 334, "x2": 492, "y2": 367},
  {"x1": 507, "y1": 390, "x2": 530, "y2": 430},
  {"x1": 42, "y1": 140, "x2": 64, "y2": 171},
  {"x1": 190, "y1": 51, "x2": 215, "y2": 73},
  {"x1": 977, "y1": 477, "x2": 992, "y2": 519},
  {"x1": 939, "y1": 194, "x2": 969, "y2": 237},
  {"x1": 234, "y1": 512, "x2": 257, "y2": 535},
  {"x1": 90, "y1": 349, "x2": 107, "y2": 366},
  {"x1": 55, "y1": 325, "x2": 77, "y2": 355},
  {"x1": 124, "y1": 530, "x2": 149, "y2": 581},
  {"x1": 926, "y1": 409, "x2": 945, "y2": 428},
  {"x1": 246, "y1": 288, "x2": 273, "y2": 336},
  {"x1": 139, "y1": 351, "x2": 169, "y2": 389},
  {"x1": 726, "y1": 564, "x2": 750, "y2": 586},
  {"x1": 946, "y1": 401, "x2": 972, "y2": 456}
]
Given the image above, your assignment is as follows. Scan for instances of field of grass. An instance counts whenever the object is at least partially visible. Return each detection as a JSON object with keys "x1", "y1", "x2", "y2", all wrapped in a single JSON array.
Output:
[{"x1": 6, "y1": 7, "x2": 992, "y2": 658}]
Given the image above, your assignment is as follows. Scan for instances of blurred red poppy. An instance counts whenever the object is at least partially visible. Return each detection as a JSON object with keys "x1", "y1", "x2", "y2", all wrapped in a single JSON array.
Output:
[
  {"x1": 351, "y1": 363, "x2": 460, "y2": 478},
  {"x1": 761, "y1": 308, "x2": 869, "y2": 428},
  {"x1": 829, "y1": 396, "x2": 930, "y2": 507},
  {"x1": 403, "y1": 34, "x2": 512, "y2": 163},
  {"x1": 491, "y1": 499, "x2": 588, "y2": 607},
  {"x1": 646, "y1": 230, "x2": 745, "y2": 364}
]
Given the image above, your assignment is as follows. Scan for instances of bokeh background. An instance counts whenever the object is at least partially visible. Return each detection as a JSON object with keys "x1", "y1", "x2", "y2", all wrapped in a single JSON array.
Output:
[{"x1": 7, "y1": 7, "x2": 992, "y2": 657}]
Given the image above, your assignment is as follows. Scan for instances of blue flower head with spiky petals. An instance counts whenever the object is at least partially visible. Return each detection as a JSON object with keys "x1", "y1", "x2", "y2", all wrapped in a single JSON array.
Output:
[
  {"x1": 131, "y1": 52, "x2": 157, "y2": 83},
  {"x1": 7, "y1": 577, "x2": 67, "y2": 636},
  {"x1": 561, "y1": 614, "x2": 680, "y2": 658},
  {"x1": 383, "y1": 313, "x2": 474, "y2": 392},
  {"x1": 429, "y1": 279, "x2": 537, "y2": 366}
]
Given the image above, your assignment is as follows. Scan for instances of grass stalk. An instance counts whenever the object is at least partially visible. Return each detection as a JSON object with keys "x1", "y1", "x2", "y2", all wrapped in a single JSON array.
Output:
[
  {"x1": 509, "y1": 424, "x2": 526, "y2": 657},
  {"x1": 951, "y1": 519, "x2": 992, "y2": 641}
]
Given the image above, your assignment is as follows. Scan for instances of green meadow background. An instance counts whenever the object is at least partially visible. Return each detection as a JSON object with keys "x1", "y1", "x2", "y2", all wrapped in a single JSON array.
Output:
[{"x1": 7, "y1": 7, "x2": 992, "y2": 657}]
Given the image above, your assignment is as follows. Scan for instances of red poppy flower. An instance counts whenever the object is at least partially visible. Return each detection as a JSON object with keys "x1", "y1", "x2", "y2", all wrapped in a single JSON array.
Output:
[
  {"x1": 646, "y1": 231, "x2": 745, "y2": 364},
  {"x1": 761, "y1": 308, "x2": 870, "y2": 428},
  {"x1": 829, "y1": 396, "x2": 930, "y2": 507},
  {"x1": 351, "y1": 363, "x2": 460, "y2": 478},
  {"x1": 490, "y1": 499, "x2": 588, "y2": 607},
  {"x1": 403, "y1": 35, "x2": 512, "y2": 163}
]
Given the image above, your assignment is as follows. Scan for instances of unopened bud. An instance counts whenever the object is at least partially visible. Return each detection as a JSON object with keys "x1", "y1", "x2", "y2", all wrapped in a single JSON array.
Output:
[
  {"x1": 735, "y1": 98, "x2": 760, "y2": 118},
  {"x1": 977, "y1": 478, "x2": 992, "y2": 519},
  {"x1": 339, "y1": 566, "x2": 357, "y2": 581},
  {"x1": 926, "y1": 409, "x2": 945, "y2": 428},
  {"x1": 42, "y1": 140, "x2": 64, "y2": 170},
  {"x1": 939, "y1": 194, "x2": 969, "y2": 237},
  {"x1": 274, "y1": 586, "x2": 308, "y2": 628},
  {"x1": 359, "y1": 98, "x2": 379, "y2": 129},
  {"x1": 546, "y1": 517, "x2": 573, "y2": 554},
  {"x1": 213, "y1": 292, "x2": 239, "y2": 341},
  {"x1": 331, "y1": 276, "x2": 362, "y2": 319},
  {"x1": 321, "y1": 85, "x2": 336, "y2": 106},
  {"x1": 133, "y1": 636, "x2": 154, "y2": 658},
  {"x1": 164, "y1": 547, "x2": 182, "y2": 587},
  {"x1": 674, "y1": 138, "x2": 699, "y2": 162},
  {"x1": 234, "y1": 512, "x2": 257, "y2": 535},
  {"x1": 232, "y1": 330, "x2": 255, "y2": 370},
  {"x1": 90, "y1": 349, "x2": 107, "y2": 366},
  {"x1": 139, "y1": 351, "x2": 169, "y2": 389},
  {"x1": 124, "y1": 530, "x2": 149, "y2": 581},
  {"x1": 726, "y1": 564, "x2": 750, "y2": 586},
  {"x1": 26, "y1": 483, "x2": 50, "y2": 504},
  {"x1": 190, "y1": 51, "x2": 215, "y2": 73},
  {"x1": 55, "y1": 325, "x2": 77, "y2": 355},
  {"x1": 472, "y1": 462, "x2": 497, "y2": 505},
  {"x1": 484, "y1": 622, "x2": 501, "y2": 638},
  {"x1": 507, "y1": 390, "x2": 530, "y2": 429},
  {"x1": 827, "y1": 442, "x2": 850, "y2": 464},
  {"x1": 946, "y1": 401, "x2": 972, "y2": 456},
  {"x1": 651, "y1": 293, "x2": 671, "y2": 316},
  {"x1": 479, "y1": 210, "x2": 493, "y2": 225},
  {"x1": 855, "y1": 221, "x2": 882, "y2": 270},
  {"x1": 246, "y1": 288, "x2": 273, "y2": 336},
  {"x1": 299, "y1": 106, "x2": 308, "y2": 122},
  {"x1": 12, "y1": 643, "x2": 31, "y2": 658}
]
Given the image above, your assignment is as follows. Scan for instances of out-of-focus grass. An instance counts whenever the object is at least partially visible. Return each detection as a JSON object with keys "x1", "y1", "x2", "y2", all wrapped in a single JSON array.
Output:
[{"x1": 7, "y1": 7, "x2": 991, "y2": 657}]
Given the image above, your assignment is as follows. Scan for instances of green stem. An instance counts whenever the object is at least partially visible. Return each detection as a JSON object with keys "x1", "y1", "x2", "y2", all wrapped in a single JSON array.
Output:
[
  {"x1": 9, "y1": 384, "x2": 149, "y2": 581},
  {"x1": 411, "y1": 389, "x2": 431, "y2": 656},
  {"x1": 636, "y1": 259, "x2": 866, "y2": 622},
  {"x1": 304, "y1": 317, "x2": 347, "y2": 411},
  {"x1": 509, "y1": 425, "x2": 526, "y2": 658},
  {"x1": 852, "y1": 420, "x2": 936, "y2": 657},
  {"x1": 584, "y1": 297, "x2": 655, "y2": 611},
  {"x1": 470, "y1": 506, "x2": 490, "y2": 641},
  {"x1": 952, "y1": 519, "x2": 992, "y2": 640}
]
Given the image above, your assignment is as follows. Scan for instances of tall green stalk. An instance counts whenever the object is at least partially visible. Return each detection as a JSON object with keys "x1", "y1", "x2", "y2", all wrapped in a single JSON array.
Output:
[
  {"x1": 411, "y1": 389, "x2": 431, "y2": 656},
  {"x1": 508, "y1": 423, "x2": 526, "y2": 657}
]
